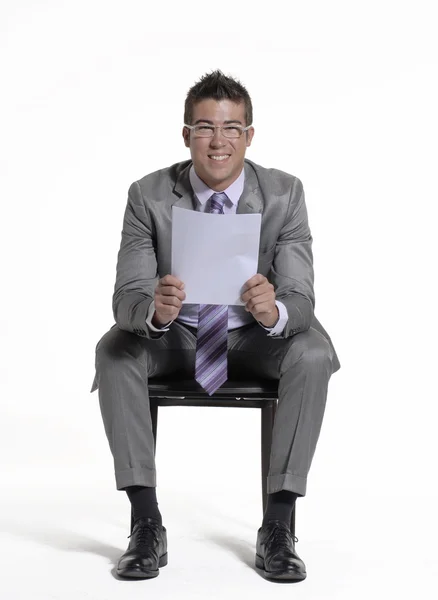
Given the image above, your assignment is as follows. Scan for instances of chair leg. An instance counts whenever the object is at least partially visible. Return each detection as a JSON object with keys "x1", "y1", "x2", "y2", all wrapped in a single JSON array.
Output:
[
  {"x1": 261, "y1": 400, "x2": 277, "y2": 516},
  {"x1": 130, "y1": 400, "x2": 159, "y2": 534},
  {"x1": 130, "y1": 506, "x2": 134, "y2": 534},
  {"x1": 290, "y1": 502, "x2": 296, "y2": 537},
  {"x1": 150, "y1": 401, "x2": 158, "y2": 454}
]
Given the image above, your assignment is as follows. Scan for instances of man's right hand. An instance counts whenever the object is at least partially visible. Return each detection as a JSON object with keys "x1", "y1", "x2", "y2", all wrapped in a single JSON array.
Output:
[{"x1": 152, "y1": 275, "x2": 186, "y2": 327}]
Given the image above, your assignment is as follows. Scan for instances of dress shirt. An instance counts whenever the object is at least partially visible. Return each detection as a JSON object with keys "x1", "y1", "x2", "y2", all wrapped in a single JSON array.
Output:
[{"x1": 146, "y1": 165, "x2": 288, "y2": 335}]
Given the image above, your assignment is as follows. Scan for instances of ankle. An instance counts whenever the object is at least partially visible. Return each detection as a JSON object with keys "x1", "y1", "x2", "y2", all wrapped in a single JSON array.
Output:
[
  {"x1": 262, "y1": 490, "x2": 298, "y2": 527},
  {"x1": 125, "y1": 485, "x2": 163, "y2": 526}
]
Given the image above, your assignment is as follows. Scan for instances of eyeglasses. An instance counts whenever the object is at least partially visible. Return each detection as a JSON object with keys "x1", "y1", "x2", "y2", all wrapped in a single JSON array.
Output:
[{"x1": 183, "y1": 123, "x2": 252, "y2": 138}]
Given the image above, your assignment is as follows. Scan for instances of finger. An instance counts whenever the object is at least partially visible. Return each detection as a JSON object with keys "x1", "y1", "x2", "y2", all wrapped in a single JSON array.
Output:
[
  {"x1": 251, "y1": 303, "x2": 275, "y2": 316},
  {"x1": 242, "y1": 281, "x2": 273, "y2": 302},
  {"x1": 156, "y1": 296, "x2": 183, "y2": 309},
  {"x1": 159, "y1": 285, "x2": 186, "y2": 300},
  {"x1": 160, "y1": 274, "x2": 185, "y2": 289},
  {"x1": 243, "y1": 273, "x2": 266, "y2": 292},
  {"x1": 246, "y1": 292, "x2": 275, "y2": 311}
]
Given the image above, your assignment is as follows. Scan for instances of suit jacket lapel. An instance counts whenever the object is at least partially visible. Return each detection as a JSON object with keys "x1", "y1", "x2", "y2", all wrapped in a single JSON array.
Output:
[
  {"x1": 237, "y1": 161, "x2": 263, "y2": 215},
  {"x1": 171, "y1": 160, "x2": 196, "y2": 211}
]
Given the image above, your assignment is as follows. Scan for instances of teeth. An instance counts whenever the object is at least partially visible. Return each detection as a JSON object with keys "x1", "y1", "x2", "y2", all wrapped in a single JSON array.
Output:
[{"x1": 210, "y1": 155, "x2": 230, "y2": 161}]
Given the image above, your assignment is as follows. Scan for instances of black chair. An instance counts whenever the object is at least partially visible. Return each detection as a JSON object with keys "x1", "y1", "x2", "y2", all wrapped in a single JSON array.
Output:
[{"x1": 130, "y1": 378, "x2": 296, "y2": 536}]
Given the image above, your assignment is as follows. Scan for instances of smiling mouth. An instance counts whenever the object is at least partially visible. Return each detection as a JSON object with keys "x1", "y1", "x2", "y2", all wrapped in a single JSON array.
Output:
[{"x1": 209, "y1": 155, "x2": 231, "y2": 162}]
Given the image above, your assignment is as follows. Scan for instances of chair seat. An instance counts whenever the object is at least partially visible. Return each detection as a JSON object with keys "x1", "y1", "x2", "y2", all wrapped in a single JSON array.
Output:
[
  {"x1": 148, "y1": 378, "x2": 279, "y2": 407},
  {"x1": 148, "y1": 378, "x2": 279, "y2": 396}
]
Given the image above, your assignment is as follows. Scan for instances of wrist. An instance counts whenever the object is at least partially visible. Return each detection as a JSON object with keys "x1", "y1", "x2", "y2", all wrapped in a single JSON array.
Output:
[
  {"x1": 258, "y1": 306, "x2": 279, "y2": 328},
  {"x1": 152, "y1": 311, "x2": 171, "y2": 328}
]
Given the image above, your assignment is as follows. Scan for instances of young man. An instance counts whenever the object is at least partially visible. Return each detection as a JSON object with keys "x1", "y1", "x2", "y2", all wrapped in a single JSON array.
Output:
[{"x1": 91, "y1": 70, "x2": 340, "y2": 582}]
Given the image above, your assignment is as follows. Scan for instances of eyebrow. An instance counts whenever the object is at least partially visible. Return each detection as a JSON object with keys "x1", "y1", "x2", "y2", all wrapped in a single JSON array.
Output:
[{"x1": 193, "y1": 119, "x2": 243, "y2": 125}]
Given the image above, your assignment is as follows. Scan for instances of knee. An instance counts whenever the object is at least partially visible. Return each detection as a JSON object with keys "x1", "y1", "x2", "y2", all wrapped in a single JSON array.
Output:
[
  {"x1": 281, "y1": 329, "x2": 333, "y2": 372},
  {"x1": 95, "y1": 326, "x2": 145, "y2": 365}
]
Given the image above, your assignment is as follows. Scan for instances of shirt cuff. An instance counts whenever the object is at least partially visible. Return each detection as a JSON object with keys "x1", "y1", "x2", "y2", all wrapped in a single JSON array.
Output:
[
  {"x1": 258, "y1": 300, "x2": 288, "y2": 336},
  {"x1": 146, "y1": 300, "x2": 173, "y2": 332}
]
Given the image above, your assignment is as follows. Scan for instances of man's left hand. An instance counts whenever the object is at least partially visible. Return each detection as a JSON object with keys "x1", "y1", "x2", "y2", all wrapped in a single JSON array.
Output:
[{"x1": 241, "y1": 274, "x2": 279, "y2": 328}]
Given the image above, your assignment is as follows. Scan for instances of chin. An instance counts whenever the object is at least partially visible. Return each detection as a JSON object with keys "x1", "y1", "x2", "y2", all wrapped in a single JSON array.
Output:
[
  {"x1": 207, "y1": 164, "x2": 234, "y2": 178},
  {"x1": 196, "y1": 161, "x2": 236, "y2": 188}
]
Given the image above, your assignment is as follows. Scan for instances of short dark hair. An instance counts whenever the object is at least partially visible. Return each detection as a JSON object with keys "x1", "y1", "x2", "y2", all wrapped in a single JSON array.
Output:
[{"x1": 184, "y1": 69, "x2": 253, "y2": 126}]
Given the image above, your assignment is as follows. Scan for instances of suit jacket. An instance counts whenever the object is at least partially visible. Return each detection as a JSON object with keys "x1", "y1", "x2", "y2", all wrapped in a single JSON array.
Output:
[{"x1": 112, "y1": 158, "x2": 340, "y2": 372}]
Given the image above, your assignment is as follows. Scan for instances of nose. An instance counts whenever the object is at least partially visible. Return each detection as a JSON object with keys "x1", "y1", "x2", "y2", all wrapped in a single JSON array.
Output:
[{"x1": 209, "y1": 128, "x2": 226, "y2": 147}]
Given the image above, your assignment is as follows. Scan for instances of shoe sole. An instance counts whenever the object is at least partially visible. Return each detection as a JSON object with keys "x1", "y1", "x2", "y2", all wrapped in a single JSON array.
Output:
[
  {"x1": 255, "y1": 554, "x2": 307, "y2": 581},
  {"x1": 117, "y1": 553, "x2": 168, "y2": 579}
]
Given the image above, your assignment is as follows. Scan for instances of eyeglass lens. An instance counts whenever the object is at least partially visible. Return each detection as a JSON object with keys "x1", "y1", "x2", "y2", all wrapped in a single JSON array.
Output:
[{"x1": 193, "y1": 125, "x2": 242, "y2": 138}]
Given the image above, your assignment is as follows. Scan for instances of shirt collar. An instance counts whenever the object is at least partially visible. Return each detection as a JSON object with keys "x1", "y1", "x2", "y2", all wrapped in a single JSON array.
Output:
[{"x1": 189, "y1": 164, "x2": 245, "y2": 206}]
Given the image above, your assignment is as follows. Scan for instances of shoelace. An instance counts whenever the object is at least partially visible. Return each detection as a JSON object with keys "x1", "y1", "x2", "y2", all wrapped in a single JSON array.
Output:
[
  {"x1": 127, "y1": 520, "x2": 160, "y2": 547},
  {"x1": 266, "y1": 522, "x2": 299, "y2": 547}
]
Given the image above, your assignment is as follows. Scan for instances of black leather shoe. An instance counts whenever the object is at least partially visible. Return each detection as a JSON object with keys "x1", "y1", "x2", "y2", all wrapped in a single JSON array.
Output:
[
  {"x1": 116, "y1": 517, "x2": 168, "y2": 579},
  {"x1": 255, "y1": 520, "x2": 307, "y2": 581}
]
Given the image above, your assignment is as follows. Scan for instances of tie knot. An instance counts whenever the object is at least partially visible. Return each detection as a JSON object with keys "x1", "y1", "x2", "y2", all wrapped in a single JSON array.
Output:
[{"x1": 209, "y1": 192, "x2": 228, "y2": 214}]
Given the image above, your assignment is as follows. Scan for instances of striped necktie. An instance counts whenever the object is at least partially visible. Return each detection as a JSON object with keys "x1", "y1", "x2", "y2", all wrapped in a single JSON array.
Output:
[{"x1": 195, "y1": 192, "x2": 229, "y2": 396}]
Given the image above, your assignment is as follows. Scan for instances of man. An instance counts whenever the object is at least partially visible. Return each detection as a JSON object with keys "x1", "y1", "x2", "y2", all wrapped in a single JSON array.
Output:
[{"x1": 90, "y1": 69, "x2": 340, "y2": 582}]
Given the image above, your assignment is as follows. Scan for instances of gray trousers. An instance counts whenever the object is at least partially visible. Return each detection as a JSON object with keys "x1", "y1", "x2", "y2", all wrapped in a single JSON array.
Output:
[{"x1": 91, "y1": 320, "x2": 337, "y2": 497}]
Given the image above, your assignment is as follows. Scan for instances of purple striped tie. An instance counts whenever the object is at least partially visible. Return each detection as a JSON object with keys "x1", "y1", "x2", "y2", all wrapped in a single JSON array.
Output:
[{"x1": 195, "y1": 192, "x2": 229, "y2": 396}]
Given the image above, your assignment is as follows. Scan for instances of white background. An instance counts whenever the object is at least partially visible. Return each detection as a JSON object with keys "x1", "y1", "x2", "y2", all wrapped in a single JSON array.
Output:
[{"x1": 1, "y1": 1, "x2": 437, "y2": 598}]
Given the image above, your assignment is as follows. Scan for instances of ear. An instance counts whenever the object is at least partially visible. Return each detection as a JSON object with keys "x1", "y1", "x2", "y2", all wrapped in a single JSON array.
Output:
[
  {"x1": 246, "y1": 126, "x2": 255, "y2": 147},
  {"x1": 182, "y1": 126, "x2": 190, "y2": 148}
]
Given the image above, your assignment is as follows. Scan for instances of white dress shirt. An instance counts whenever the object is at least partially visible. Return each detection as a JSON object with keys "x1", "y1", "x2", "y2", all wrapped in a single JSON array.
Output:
[{"x1": 146, "y1": 165, "x2": 288, "y2": 336}]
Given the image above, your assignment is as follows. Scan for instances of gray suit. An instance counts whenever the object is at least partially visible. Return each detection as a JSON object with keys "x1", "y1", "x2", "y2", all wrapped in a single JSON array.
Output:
[{"x1": 91, "y1": 158, "x2": 340, "y2": 496}]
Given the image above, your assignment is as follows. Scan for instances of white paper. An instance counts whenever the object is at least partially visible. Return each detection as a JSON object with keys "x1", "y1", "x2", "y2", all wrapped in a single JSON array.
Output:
[{"x1": 171, "y1": 206, "x2": 262, "y2": 305}]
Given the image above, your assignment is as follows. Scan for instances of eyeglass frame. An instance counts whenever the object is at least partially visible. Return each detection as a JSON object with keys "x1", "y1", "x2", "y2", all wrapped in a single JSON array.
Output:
[{"x1": 183, "y1": 123, "x2": 252, "y2": 138}]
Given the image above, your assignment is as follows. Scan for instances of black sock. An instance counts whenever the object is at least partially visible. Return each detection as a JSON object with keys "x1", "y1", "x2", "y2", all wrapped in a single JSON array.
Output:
[
  {"x1": 262, "y1": 490, "x2": 298, "y2": 527},
  {"x1": 124, "y1": 485, "x2": 162, "y2": 525}
]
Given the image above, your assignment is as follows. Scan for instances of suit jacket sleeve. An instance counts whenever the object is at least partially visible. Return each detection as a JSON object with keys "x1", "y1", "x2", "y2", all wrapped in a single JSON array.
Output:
[
  {"x1": 272, "y1": 179, "x2": 315, "y2": 338},
  {"x1": 112, "y1": 181, "x2": 165, "y2": 339}
]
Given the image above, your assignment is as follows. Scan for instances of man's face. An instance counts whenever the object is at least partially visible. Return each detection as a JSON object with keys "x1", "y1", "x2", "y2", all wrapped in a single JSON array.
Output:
[{"x1": 182, "y1": 98, "x2": 255, "y2": 191}]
